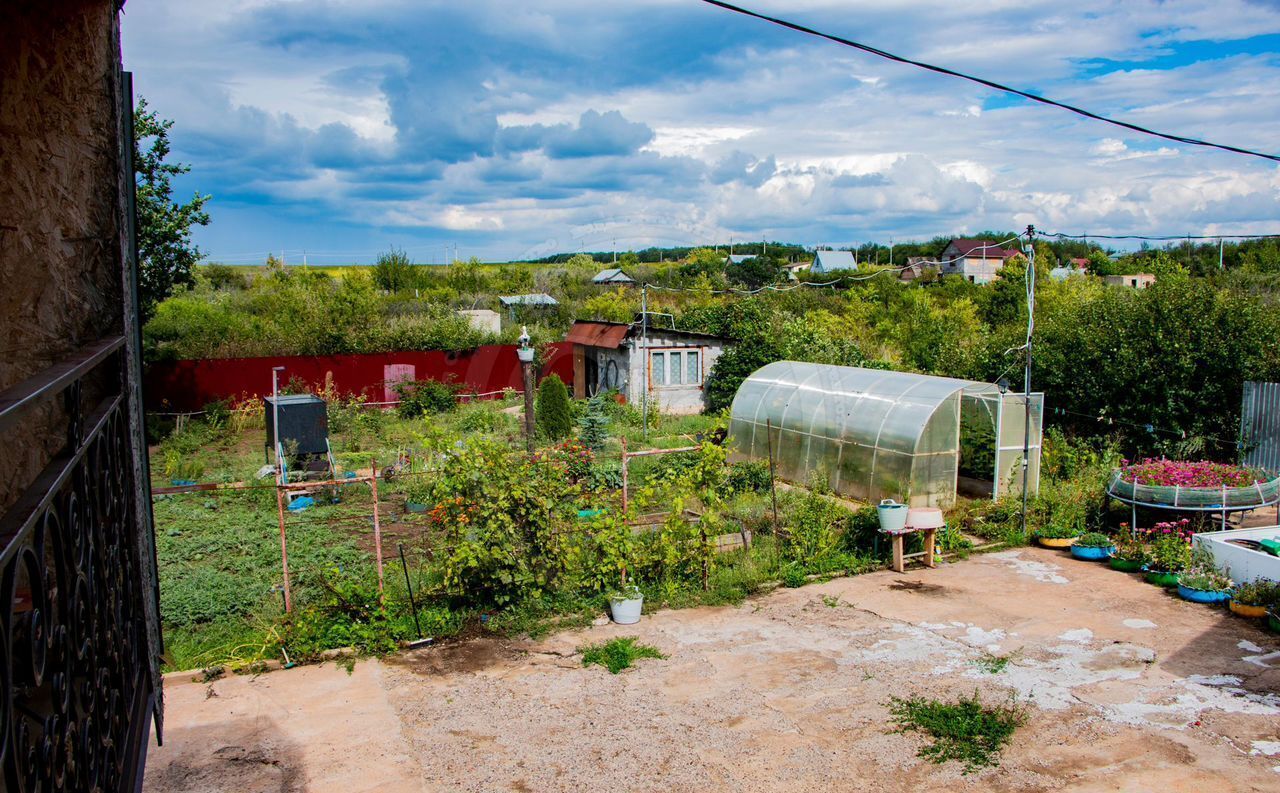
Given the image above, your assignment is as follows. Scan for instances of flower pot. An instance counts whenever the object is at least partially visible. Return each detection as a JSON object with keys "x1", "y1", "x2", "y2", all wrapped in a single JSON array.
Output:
[
  {"x1": 1177, "y1": 584, "x2": 1231, "y2": 605},
  {"x1": 1229, "y1": 600, "x2": 1268, "y2": 619},
  {"x1": 1108, "y1": 556, "x2": 1145, "y2": 573},
  {"x1": 877, "y1": 500, "x2": 909, "y2": 533},
  {"x1": 405, "y1": 501, "x2": 428, "y2": 513},
  {"x1": 1038, "y1": 536, "x2": 1076, "y2": 549},
  {"x1": 1070, "y1": 544, "x2": 1115, "y2": 561},
  {"x1": 609, "y1": 594, "x2": 644, "y2": 625},
  {"x1": 1142, "y1": 567, "x2": 1180, "y2": 587}
]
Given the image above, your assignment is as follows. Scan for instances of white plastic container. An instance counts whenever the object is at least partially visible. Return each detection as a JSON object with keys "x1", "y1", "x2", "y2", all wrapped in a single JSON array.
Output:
[
  {"x1": 1193, "y1": 526, "x2": 1280, "y2": 584},
  {"x1": 878, "y1": 499, "x2": 909, "y2": 533},
  {"x1": 609, "y1": 594, "x2": 644, "y2": 624}
]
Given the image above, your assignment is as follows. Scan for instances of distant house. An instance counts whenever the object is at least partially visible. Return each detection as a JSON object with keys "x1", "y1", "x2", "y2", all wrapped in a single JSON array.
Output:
[
  {"x1": 592, "y1": 268, "x2": 635, "y2": 285},
  {"x1": 456, "y1": 309, "x2": 501, "y2": 334},
  {"x1": 810, "y1": 250, "x2": 857, "y2": 274},
  {"x1": 1069, "y1": 257, "x2": 1090, "y2": 271},
  {"x1": 939, "y1": 239, "x2": 1020, "y2": 284},
  {"x1": 1104, "y1": 273, "x2": 1156, "y2": 289},
  {"x1": 783, "y1": 260, "x2": 813, "y2": 279},
  {"x1": 565, "y1": 320, "x2": 729, "y2": 415},
  {"x1": 499, "y1": 293, "x2": 559, "y2": 323},
  {"x1": 899, "y1": 259, "x2": 937, "y2": 282}
]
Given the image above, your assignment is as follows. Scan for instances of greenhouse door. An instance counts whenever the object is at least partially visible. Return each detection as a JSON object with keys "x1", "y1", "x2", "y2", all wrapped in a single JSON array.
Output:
[{"x1": 994, "y1": 392, "x2": 1044, "y2": 499}]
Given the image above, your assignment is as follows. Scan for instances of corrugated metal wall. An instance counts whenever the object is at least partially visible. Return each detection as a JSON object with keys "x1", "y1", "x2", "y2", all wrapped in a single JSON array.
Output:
[{"x1": 1241, "y1": 381, "x2": 1280, "y2": 471}]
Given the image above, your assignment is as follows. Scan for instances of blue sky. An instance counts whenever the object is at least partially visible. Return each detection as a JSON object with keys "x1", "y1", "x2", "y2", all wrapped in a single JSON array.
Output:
[{"x1": 122, "y1": 1, "x2": 1280, "y2": 263}]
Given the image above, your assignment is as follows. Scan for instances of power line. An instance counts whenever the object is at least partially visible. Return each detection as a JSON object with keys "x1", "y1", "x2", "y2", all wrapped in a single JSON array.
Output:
[
  {"x1": 1040, "y1": 231, "x2": 1280, "y2": 242},
  {"x1": 698, "y1": 0, "x2": 1280, "y2": 164}
]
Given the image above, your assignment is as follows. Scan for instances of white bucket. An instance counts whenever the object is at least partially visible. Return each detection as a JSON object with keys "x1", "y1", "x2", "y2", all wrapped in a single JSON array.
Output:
[
  {"x1": 609, "y1": 595, "x2": 644, "y2": 624},
  {"x1": 878, "y1": 499, "x2": 909, "y2": 533}
]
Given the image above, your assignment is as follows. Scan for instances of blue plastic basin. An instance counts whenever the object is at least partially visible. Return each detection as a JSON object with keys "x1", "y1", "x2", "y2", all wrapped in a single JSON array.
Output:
[
  {"x1": 1070, "y1": 545, "x2": 1115, "y2": 561},
  {"x1": 1177, "y1": 584, "x2": 1231, "y2": 605}
]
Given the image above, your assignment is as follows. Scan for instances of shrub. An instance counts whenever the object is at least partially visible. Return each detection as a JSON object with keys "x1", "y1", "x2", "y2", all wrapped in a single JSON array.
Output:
[
  {"x1": 780, "y1": 492, "x2": 848, "y2": 569},
  {"x1": 1074, "y1": 532, "x2": 1113, "y2": 548},
  {"x1": 1110, "y1": 526, "x2": 1148, "y2": 563},
  {"x1": 1148, "y1": 534, "x2": 1191, "y2": 572},
  {"x1": 888, "y1": 692, "x2": 1026, "y2": 773},
  {"x1": 536, "y1": 374, "x2": 573, "y2": 440},
  {"x1": 1035, "y1": 524, "x2": 1081, "y2": 540},
  {"x1": 580, "y1": 637, "x2": 665, "y2": 674},
  {"x1": 395, "y1": 378, "x2": 462, "y2": 418},
  {"x1": 576, "y1": 392, "x2": 611, "y2": 450},
  {"x1": 725, "y1": 460, "x2": 771, "y2": 494},
  {"x1": 1232, "y1": 578, "x2": 1280, "y2": 607}
]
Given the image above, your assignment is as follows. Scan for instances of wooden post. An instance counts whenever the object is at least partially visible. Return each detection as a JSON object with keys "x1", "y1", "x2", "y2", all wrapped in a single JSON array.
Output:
[
  {"x1": 620, "y1": 436, "x2": 629, "y2": 514},
  {"x1": 522, "y1": 359, "x2": 536, "y2": 455},
  {"x1": 924, "y1": 528, "x2": 936, "y2": 569},
  {"x1": 700, "y1": 522, "x2": 709, "y2": 591},
  {"x1": 370, "y1": 458, "x2": 385, "y2": 596},
  {"x1": 891, "y1": 534, "x2": 904, "y2": 573},
  {"x1": 766, "y1": 418, "x2": 779, "y2": 533},
  {"x1": 275, "y1": 475, "x2": 293, "y2": 613}
]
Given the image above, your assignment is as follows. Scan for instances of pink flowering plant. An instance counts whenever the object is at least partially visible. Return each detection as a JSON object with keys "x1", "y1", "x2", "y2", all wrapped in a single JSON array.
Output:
[{"x1": 1118, "y1": 458, "x2": 1266, "y2": 489}]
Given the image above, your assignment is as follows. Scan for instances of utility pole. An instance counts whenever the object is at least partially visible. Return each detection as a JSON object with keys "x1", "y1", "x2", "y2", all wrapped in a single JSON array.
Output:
[
  {"x1": 889, "y1": 237, "x2": 894, "y2": 268},
  {"x1": 1021, "y1": 225, "x2": 1036, "y2": 539},
  {"x1": 1219, "y1": 238, "x2": 1225, "y2": 270},
  {"x1": 640, "y1": 284, "x2": 649, "y2": 440}
]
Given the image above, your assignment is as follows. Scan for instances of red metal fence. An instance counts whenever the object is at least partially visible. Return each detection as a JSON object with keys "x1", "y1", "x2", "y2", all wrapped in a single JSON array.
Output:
[{"x1": 144, "y1": 343, "x2": 575, "y2": 411}]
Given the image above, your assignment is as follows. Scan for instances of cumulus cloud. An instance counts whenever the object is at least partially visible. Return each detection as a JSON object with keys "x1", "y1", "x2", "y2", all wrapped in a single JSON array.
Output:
[{"x1": 120, "y1": 0, "x2": 1280, "y2": 261}]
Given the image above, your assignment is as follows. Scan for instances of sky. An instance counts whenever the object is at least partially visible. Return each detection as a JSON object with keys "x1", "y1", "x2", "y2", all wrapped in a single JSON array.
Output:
[{"x1": 121, "y1": 0, "x2": 1280, "y2": 264}]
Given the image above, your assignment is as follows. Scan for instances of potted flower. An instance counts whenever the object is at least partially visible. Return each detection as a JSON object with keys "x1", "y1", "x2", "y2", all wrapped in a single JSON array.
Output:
[
  {"x1": 1108, "y1": 526, "x2": 1148, "y2": 572},
  {"x1": 1177, "y1": 567, "x2": 1233, "y2": 605},
  {"x1": 1229, "y1": 578, "x2": 1279, "y2": 619},
  {"x1": 1143, "y1": 534, "x2": 1190, "y2": 587},
  {"x1": 1070, "y1": 532, "x2": 1116, "y2": 561},
  {"x1": 608, "y1": 582, "x2": 644, "y2": 625},
  {"x1": 1036, "y1": 524, "x2": 1082, "y2": 549}
]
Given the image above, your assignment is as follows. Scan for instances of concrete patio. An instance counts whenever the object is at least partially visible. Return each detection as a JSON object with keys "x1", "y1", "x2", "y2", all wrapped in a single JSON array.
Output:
[{"x1": 145, "y1": 546, "x2": 1280, "y2": 792}]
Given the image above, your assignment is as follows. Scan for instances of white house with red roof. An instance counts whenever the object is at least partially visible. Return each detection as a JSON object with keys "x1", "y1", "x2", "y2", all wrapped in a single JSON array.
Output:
[{"x1": 939, "y1": 238, "x2": 1021, "y2": 284}]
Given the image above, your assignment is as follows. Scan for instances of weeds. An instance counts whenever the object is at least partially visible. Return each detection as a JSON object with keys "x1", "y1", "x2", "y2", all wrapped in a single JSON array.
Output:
[
  {"x1": 972, "y1": 652, "x2": 1010, "y2": 674},
  {"x1": 888, "y1": 691, "x2": 1026, "y2": 773},
  {"x1": 580, "y1": 637, "x2": 666, "y2": 674}
]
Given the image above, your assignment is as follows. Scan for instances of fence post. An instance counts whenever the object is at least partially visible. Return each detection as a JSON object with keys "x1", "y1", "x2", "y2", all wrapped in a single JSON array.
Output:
[
  {"x1": 275, "y1": 476, "x2": 293, "y2": 613},
  {"x1": 371, "y1": 458, "x2": 385, "y2": 596}
]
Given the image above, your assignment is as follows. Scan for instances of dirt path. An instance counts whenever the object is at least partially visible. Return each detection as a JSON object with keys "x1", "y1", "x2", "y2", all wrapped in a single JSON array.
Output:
[{"x1": 145, "y1": 546, "x2": 1280, "y2": 792}]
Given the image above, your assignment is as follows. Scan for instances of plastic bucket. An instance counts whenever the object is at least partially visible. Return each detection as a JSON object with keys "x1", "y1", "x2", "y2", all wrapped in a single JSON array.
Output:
[
  {"x1": 878, "y1": 499, "x2": 909, "y2": 533},
  {"x1": 609, "y1": 596, "x2": 643, "y2": 625},
  {"x1": 1070, "y1": 545, "x2": 1115, "y2": 561}
]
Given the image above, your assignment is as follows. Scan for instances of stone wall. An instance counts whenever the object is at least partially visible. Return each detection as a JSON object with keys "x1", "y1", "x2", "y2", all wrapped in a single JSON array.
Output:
[{"x1": 0, "y1": 0, "x2": 125, "y2": 513}]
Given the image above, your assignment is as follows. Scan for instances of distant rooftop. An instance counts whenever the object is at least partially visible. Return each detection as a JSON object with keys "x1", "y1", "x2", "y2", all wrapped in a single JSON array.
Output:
[{"x1": 591, "y1": 268, "x2": 635, "y2": 284}]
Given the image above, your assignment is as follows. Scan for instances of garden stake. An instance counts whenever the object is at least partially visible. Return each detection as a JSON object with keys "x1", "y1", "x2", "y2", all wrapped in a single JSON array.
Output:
[
  {"x1": 766, "y1": 418, "x2": 779, "y2": 533},
  {"x1": 398, "y1": 543, "x2": 426, "y2": 643},
  {"x1": 370, "y1": 458, "x2": 385, "y2": 596},
  {"x1": 620, "y1": 436, "x2": 629, "y2": 514}
]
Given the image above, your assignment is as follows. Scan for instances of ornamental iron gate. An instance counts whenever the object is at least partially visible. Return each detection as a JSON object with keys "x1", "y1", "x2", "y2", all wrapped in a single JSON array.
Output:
[{"x1": 0, "y1": 68, "x2": 161, "y2": 791}]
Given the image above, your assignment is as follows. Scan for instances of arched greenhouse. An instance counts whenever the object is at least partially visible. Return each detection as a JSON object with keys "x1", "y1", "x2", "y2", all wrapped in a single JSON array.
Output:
[{"x1": 728, "y1": 362, "x2": 1043, "y2": 508}]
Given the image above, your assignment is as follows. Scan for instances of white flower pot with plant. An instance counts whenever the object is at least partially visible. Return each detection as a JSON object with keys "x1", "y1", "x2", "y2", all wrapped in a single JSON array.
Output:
[{"x1": 609, "y1": 583, "x2": 644, "y2": 624}]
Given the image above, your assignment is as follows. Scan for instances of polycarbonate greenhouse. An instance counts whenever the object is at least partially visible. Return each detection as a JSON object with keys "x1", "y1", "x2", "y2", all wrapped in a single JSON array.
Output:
[{"x1": 728, "y1": 362, "x2": 1043, "y2": 508}]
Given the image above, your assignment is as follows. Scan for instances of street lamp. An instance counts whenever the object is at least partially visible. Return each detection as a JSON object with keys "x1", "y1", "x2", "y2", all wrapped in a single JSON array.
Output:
[{"x1": 516, "y1": 327, "x2": 535, "y2": 454}]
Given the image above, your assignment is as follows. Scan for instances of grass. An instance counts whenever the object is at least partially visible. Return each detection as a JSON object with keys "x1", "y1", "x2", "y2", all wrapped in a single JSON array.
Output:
[
  {"x1": 887, "y1": 691, "x2": 1026, "y2": 773},
  {"x1": 580, "y1": 637, "x2": 666, "y2": 674},
  {"x1": 972, "y1": 652, "x2": 1010, "y2": 674}
]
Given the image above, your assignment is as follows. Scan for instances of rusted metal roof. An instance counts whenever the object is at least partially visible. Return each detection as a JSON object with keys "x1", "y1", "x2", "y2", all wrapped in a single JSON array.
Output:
[{"x1": 565, "y1": 321, "x2": 631, "y2": 348}]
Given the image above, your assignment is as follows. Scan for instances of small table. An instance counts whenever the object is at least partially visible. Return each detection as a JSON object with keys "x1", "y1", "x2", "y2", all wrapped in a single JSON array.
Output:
[{"x1": 884, "y1": 507, "x2": 944, "y2": 573}]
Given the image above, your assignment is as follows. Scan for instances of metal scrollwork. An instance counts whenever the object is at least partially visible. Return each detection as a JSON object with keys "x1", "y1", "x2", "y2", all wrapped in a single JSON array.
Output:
[{"x1": 2, "y1": 400, "x2": 152, "y2": 792}]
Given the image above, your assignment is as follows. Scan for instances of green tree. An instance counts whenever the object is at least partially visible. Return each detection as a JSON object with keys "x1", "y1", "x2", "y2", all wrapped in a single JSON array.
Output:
[
  {"x1": 705, "y1": 339, "x2": 782, "y2": 412},
  {"x1": 680, "y1": 247, "x2": 726, "y2": 279},
  {"x1": 577, "y1": 392, "x2": 611, "y2": 450},
  {"x1": 728, "y1": 255, "x2": 785, "y2": 289},
  {"x1": 134, "y1": 97, "x2": 211, "y2": 321},
  {"x1": 372, "y1": 246, "x2": 415, "y2": 292},
  {"x1": 536, "y1": 374, "x2": 573, "y2": 439}
]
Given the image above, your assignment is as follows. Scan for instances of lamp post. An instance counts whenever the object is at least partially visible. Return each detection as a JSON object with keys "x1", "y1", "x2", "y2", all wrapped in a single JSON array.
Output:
[{"x1": 516, "y1": 327, "x2": 536, "y2": 455}]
